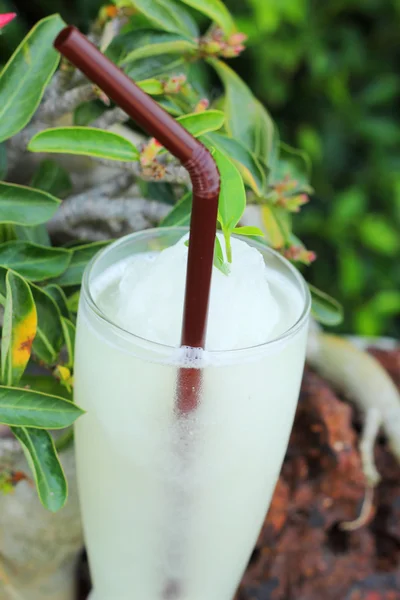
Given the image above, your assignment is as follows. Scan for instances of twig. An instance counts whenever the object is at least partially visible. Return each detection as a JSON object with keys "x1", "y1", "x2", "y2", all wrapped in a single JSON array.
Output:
[
  {"x1": 91, "y1": 107, "x2": 130, "y2": 129},
  {"x1": 96, "y1": 157, "x2": 191, "y2": 184},
  {"x1": 340, "y1": 485, "x2": 374, "y2": 531},
  {"x1": 48, "y1": 192, "x2": 170, "y2": 241},
  {"x1": 6, "y1": 123, "x2": 46, "y2": 173},
  {"x1": 100, "y1": 16, "x2": 128, "y2": 52},
  {"x1": 37, "y1": 84, "x2": 96, "y2": 122}
]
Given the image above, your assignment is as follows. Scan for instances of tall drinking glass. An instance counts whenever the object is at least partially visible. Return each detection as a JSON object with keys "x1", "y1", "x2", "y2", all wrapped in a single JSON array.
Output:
[{"x1": 74, "y1": 227, "x2": 311, "y2": 600}]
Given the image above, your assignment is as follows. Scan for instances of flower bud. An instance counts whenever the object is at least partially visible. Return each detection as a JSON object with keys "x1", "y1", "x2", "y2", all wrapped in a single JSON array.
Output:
[
  {"x1": 194, "y1": 99, "x2": 210, "y2": 113},
  {"x1": 0, "y1": 12, "x2": 16, "y2": 30}
]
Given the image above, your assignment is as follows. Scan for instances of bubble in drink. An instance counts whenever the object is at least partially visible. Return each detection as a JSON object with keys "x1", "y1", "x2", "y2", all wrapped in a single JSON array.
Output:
[{"x1": 75, "y1": 230, "x2": 310, "y2": 600}]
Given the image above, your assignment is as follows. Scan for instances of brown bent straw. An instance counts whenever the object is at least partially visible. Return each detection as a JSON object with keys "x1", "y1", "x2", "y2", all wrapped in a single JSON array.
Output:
[
  {"x1": 54, "y1": 27, "x2": 220, "y2": 413},
  {"x1": 54, "y1": 26, "x2": 220, "y2": 598}
]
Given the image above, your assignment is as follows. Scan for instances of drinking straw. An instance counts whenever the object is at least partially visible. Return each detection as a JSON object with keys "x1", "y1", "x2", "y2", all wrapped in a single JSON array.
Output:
[
  {"x1": 55, "y1": 28, "x2": 219, "y2": 598},
  {"x1": 54, "y1": 25, "x2": 220, "y2": 368}
]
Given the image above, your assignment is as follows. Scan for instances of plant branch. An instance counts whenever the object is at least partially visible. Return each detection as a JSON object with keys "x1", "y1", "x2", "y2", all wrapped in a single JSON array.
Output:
[
  {"x1": 91, "y1": 107, "x2": 129, "y2": 129},
  {"x1": 48, "y1": 177, "x2": 171, "y2": 241},
  {"x1": 96, "y1": 157, "x2": 191, "y2": 185},
  {"x1": 37, "y1": 84, "x2": 96, "y2": 122}
]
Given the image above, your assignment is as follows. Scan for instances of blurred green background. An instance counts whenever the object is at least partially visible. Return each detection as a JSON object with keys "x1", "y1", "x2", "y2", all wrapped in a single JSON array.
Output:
[{"x1": 1, "y1": 0, "x2": 399, "y2": 337}]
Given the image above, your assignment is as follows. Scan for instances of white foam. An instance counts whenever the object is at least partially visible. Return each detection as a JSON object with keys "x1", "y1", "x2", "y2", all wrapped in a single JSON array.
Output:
[{"x1": 97, "y1": 234, "x2": 286, "y2": 351}]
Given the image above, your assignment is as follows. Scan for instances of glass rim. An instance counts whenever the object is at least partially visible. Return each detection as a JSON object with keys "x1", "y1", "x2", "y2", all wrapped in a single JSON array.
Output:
[{"x1": 82, "y1": 227, "x2": 311, "y2": 358}]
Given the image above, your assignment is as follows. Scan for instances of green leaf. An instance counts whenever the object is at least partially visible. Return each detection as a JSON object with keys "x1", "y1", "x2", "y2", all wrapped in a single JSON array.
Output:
[
  {"x1": 0, "y1": 386, "x2": 83, "y2": 429},
  {"x1": 11, "y1": 427, "x2": 67, "y2": 512},
  {"x1": 178, "y1": 0, "x2": 236, "y2": 35},
  {"x1": 0, "y1": 182, "x2": 60, "y2": 227},
  {"x1": 137, "y1": 79, "x2": 164, "y2": 95},
  {"x1": 28, "y1": 127, "x2": 140, "y2": 162},
  {"x1": 60, "y1": 318, "x2": 76, "y2": 368},
  {"x1": 206, "y1": 132, "x2": 266, "y2": 194},
  {"x1": 1, "y1": 271, "x2": 36, "y2": 387},
  {"x1": 31, "y1": 159, "x2": 72, "y2": 198},
  {"x1": 253, "y1": 100, "x2": 276, "y2": 166},
  {"x1": 177, "y1": 110, "x2": 225, "y2": 137},
  {"x1": 359, "y1": 214, "x2": 400, "y2": 256},
  {"x1": 205, "y1": 144, "x2": 246, "y2": 234},
  {"x1": 0, "y1": 241, "x2": 71, "y2": 282},
  {"x1": 159, "y1": 111, "x2": 225, "y2": 154},
  {"x1": 66, "y1": 290, "x2": 80, "y2": 314},
  {"x1": 233, "y1": 226, "x2": 264, "y2": 237},
  {"x1": 0, "y1": 15, "x2": 65, "y2": 142},
  {"x1": 159, "y1": 192, "x2": 192, "y2": 227},
  {"x1": 13, "y1": 162, "x2": 69, "y2": 246},
  {"x1": 163, "y1": 0, "x2": 200, "y2": 36},
  {"x1": 0, "y1": 144, "x2": 7, "y2": 179},
  {"x1": 157, "y1": 97, "x2": 185, "y2": 116},
  {"x1": 270, "y1": 142, "x2": 313, "y2": 193},
  {"x1": 30, "y1": 283, "x2": 64, "y2": 364},
  {"x1": 209, "y1": 59, "x2": 258, "y2": 153},
  {"x1": 20, "y1": 375, "x2": 71, "y2": 400},
  {"x1": 107, "y1": 30, "x2": 194, "y2": 64},
  {"x1": 14, "y1": 224, "x2": 51, "y2": 247},
  {"x1": 119, "y1": 0, "x2": 195, "y2": 35},
  {"x1": 360, "y1": 75, "x2": 400, "y2": 107},
  {"x1": 214, "y1": 236, "x2": 230, "y2": 275},
  {"x1": 262, "y1": 204, "x2": 292, "y2": 248},
  {"x1": 44, "y1": 284, "x2": 71, "y2": 319},
  {"x1": 120, "y1": 30, "x2": 196, "y2": 64},
  {"x1": 74, "y1": 101, "x2": 105, "y2": 126},
  {"x1": 52, "y1": 241, "x2": 109, "y2": 287},
  {"x1": 132, "y1": 54, "x2": 189, "y2": 81},
  {"x1": 308, "y1": 284, "x2": 344, "y2": 326},
  {"x1": 125, "y1": 54, "x2": 188, "y2": 81}
]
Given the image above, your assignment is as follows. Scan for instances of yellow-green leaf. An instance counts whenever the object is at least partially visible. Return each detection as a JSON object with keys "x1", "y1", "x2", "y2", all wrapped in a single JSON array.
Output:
[
  {"x1": 0, "y1": 268, "x2": 64, "y2": 365},
  {"x1": 138, "y1": 79, "x2": 164, "y2": 95},
  {"x1": 177, "y1": 110, "x2": 225, "y2": 136},
  {"x1": 261, "y1": 205, "x2": 285, "y2": 248},
  {"x1": 233, "y1": 226, "x2": 264, "y2": 237},
  {"x1": 1, "y1": 271, "x2": 37, "y2": 386},
  {"x1": 0, "y1": 15, "x2": 65, "y2": 142},
  {"x1": 28, "y1": 127, "x2": 140, "y2": 162}
]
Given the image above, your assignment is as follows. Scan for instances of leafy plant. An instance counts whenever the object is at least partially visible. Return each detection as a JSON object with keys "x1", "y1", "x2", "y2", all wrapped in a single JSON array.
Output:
[
  {"x1": 0, "y1": 1, "x2": 342, "y2": 510},
  {"x1": 229, "y1": 0, "x2": 400, "y2": 337}
]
